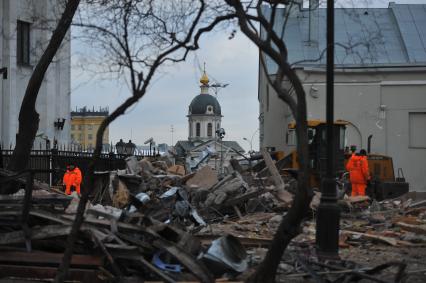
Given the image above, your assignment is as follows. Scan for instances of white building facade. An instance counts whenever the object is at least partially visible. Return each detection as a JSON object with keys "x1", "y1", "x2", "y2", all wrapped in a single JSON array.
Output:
[{"x1": 0, "y1": 0, "x2": 71, "y2": 148}]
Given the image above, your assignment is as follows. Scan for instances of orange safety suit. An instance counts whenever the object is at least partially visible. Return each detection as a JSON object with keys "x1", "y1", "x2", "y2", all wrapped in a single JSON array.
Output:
[
  {"x1": 346, "y1": 155, "x2": 370, "y2": 196},
  {"x1": 63, "y1": 167, "x2": 82, "y2": 195}
]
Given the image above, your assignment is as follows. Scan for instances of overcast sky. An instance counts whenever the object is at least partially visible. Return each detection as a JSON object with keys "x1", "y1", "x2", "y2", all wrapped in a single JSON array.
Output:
[{"x1": 70, "y1": 0, "x2": 426, "y2": 152}]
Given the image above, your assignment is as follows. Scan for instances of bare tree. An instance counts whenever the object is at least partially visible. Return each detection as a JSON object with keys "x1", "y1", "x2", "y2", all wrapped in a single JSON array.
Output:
[
  {"x1": 224, "y1": 1, "x2": 311, "y2": 282},
  {"x1": 57, "y1": 0, "x2": 314, "y2": 281},
  {"x1": 224, "y1": 1, "x2": 388, "y2": 281},
  {"x1": 56, "y1": 0, "x2": 385, "y2": 281},
  {"x1": 2, "y1": 0, "x2": 81, "y2": 194},
  {"x1": 55, "y1": 1, "x2": 235, "y2": 281}
]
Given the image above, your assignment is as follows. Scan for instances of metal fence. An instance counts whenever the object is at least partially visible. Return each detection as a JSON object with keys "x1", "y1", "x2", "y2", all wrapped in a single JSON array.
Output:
[{"x1": 0, "y1": 148, "x2": 147, "y2": 185}]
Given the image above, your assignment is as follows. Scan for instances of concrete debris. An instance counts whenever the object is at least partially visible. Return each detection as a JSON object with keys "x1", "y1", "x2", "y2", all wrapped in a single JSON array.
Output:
[
  {"x1": 125, "y1": 155, "x2": 142, "y2": 175},
  {"x1": 1, "y1": 154, "x2": 426, "y2": 282},
  {"x1": 167, "y1": 164, "x2": 186, "y2": 176},
  {"x1": 200, "y1": 235, "x2": 248, "y2": 276},
  {"x1": 186, "y1": 165, "x2": 218, "y2": 190}
]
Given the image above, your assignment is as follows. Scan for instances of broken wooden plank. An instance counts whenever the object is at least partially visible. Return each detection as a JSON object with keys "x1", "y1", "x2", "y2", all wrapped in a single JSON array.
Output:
[
  {"x1": 0, "y1": 225, "x2": 71, "y2": 245},
  {"x1": 209, "y1": 174, "x2": 234, "y2": 192},
  {"x1": 0, "y1": 264, "x2": 102, "y2": 282},
  {"x1": 0, "y1": 250, "x2": 103, "y2": 266},
  {"x1": 61, "y1": 214, "x2": 145, "y2": 233},
  {"x1": 212, "y1": 189, "x2": 266, "y2": 210},
  {"x1": 196, "y1": 234, "x2": 272, "y2": 248},
  {"x1": 395, "y1": 222, "x2": 426, "y2": 236},
  {"x1": 233, "y1": 205, "x2": 243, "y2": 219},
  {"x1": 342, "y1": 230, "x2": 399, "y2": 246},
  {"x1": 151, "y1": 237, "x2": 213, "y2": 283},
  {"x1": 91, "y1": 230, "x2": 122, "y2": 277},
  {"x1": 30, "y1": 209, "x2": 73, "y2": 225},
  {"x1": 0, "y1": 194, "x2": 72, "y2": 207},
  {"x1": 261, "y1": 149, "x2": 285, "y2": 191},
  {"x1": 261, "y1": 149, "x2": 293, "y2": 205}
]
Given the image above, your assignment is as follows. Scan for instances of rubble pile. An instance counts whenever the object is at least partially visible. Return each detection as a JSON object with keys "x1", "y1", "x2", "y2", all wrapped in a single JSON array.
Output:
[{"x1": 0, "y1": 156, "x2": 425, "y2": 282}]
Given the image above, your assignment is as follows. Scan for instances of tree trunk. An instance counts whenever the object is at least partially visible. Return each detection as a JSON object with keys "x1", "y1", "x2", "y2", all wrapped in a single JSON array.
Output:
[
  {"x1": 2, "y1": 0, "x2": 80, "y2": 194},
  {"x1": 249, "y1": 66, "x2": 311, "y2": 283}
]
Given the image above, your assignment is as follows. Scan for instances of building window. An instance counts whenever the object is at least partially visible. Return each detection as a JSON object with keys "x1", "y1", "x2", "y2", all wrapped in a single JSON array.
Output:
[
  {"x1": 78, "y1": 134, "x2": 82, "y2": 140},
  {"x1": 88, "y1": 124, "x2": 93, "y2": 130},
  {"x1": 207, "y1": 123, "x2": 212, "y2": 137},
  {"x1": 409, "y1": 112, "x2": 426, "y2": 148},
  {"x1": 78, "y1": 125, "x2": 82, "y2": 130},
  {"x1": 71, "y1": 125, "x2": 75, "y2": 131},
  {"x1": 17, "y1": 21, "x2": 30, "y2": 65},
  {"x1": 196, "y1": 123, "x2": 200, "y2": 137},
  {"x1": 88, "y1": 134, "x2": 93, "y2": 140},
  {"x1": 71, "y1": 134, "x2": 74, "y2": 140}
]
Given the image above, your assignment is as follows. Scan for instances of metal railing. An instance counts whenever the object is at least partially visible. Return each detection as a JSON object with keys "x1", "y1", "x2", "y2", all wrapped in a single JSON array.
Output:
[{"x1": 0, "y1": 147, "x2": 148, "y2": 185}]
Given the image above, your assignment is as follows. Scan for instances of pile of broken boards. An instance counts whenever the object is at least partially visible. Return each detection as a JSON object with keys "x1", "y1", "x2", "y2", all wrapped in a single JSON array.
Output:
[
  {"x1": 0, "y1": 189, "x2": 249, "y2": 282},
  {"x1": 0, "y1": 155, "x2": 292, "y2": 282},
  {"x1": 1, "y1": 153, "x2": 426, "y2": 282}
]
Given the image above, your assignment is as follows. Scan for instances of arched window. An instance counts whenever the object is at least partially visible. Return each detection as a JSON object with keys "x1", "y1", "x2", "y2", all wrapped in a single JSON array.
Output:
[
  {"x1": 207, "y1": 123, "x2": 212, "y2": 137},
  {"x1": 196, "y1": 123, "x2": 201, "y2": 137}
]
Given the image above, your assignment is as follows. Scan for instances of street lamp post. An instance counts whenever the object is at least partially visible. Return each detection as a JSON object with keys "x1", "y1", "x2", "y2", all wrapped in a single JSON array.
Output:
[
  {"x1": 316, "y1": 0, "x2": 340, "y2": 257},
  {"x1": 243, "y1": 128, "x2": 259, "y2": 155},
  {"x1": 115, "y1": 139, "x2": 126, "y2": 155},
  {"x1": 216, "y1": 128, "x2": 225, "y2": 175},
  {"x1": 124, "y1": 140, "x2": 136, "y2": 156}
]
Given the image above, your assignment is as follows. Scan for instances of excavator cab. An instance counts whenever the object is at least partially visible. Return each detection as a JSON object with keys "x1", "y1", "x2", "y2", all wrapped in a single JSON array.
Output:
[{"x1": 280, "y1": 120, "x2": 348, "y2": 188}]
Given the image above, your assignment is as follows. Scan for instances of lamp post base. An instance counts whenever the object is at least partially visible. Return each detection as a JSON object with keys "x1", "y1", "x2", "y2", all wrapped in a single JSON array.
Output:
[{"x1": 316, "y1": 179, "x2": 341, "y2": 258}]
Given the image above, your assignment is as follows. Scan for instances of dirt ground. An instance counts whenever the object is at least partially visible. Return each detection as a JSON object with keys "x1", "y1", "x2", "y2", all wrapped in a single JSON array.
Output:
[{"x1": 340, "y1": 245, "x2": 426, "y2": 282}]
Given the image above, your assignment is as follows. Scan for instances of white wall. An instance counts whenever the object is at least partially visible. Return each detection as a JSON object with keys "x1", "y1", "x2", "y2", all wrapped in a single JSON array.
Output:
[
  {"x1": 189, "y1": 115, "x2": 221, "y2": 141},
  {"x1": 0, "y1": 0, "x2": 71, "y2": 147}
]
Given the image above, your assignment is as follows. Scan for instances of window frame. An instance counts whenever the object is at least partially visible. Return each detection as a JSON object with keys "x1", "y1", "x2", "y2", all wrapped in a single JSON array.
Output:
[
  {"x1": 409, "y1": 112, "x2": 426, "y2": 149},
  {"x1": 17, "y1": 20, "x2": 31, "y2": 65},
  {"x1": 196, "y1": 122, "x2": 201, "y2": 137},
  {"x1": 207, "y1": 123, "x2": 212, "y2": 137}
]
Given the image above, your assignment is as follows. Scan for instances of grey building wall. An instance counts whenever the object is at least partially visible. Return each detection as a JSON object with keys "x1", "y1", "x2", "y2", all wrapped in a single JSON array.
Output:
[
  {"x1": 0, "y1": 0, "x2": 70, "y2": 147},
  {"x1": 259, "y1": 67, "x2": 426, "y2": 191}
]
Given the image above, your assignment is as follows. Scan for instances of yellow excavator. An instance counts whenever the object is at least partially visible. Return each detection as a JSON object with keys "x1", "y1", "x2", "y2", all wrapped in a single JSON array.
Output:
[{"x1": 274, "y1": 120, "x2": 409, "y2": 200}]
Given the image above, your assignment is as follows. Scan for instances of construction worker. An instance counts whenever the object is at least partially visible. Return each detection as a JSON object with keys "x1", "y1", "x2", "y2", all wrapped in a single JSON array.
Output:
[
  {"x1": 346, "y1": 149, "x2": 370, "y2": 196},
  {"x1": 63, "y1": 164, "x2": 82, "y2": 196}
]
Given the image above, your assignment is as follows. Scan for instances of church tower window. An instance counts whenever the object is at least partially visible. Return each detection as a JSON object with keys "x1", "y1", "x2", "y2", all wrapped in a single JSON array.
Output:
[
  {"x1": 207, "y1": 123, "x2": 212, "y2": 137},
  {"x1": 196, "y1": 123, "x2": 201, "y2": 137}
]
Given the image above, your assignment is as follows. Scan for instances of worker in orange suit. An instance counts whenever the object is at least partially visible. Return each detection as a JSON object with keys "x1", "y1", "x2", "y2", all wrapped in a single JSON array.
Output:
[
  {"x1": 63, "y1": 164, "x2": 82, "y2": 196},
  {"x1": 346, "y1": 149, "x2": 370, "y2": 196}
]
